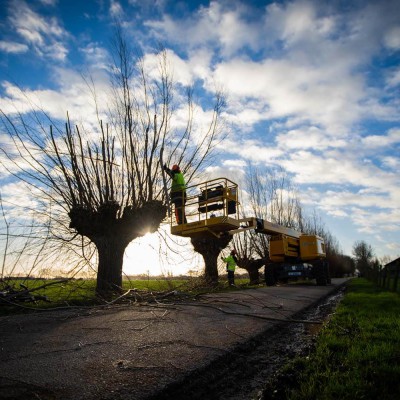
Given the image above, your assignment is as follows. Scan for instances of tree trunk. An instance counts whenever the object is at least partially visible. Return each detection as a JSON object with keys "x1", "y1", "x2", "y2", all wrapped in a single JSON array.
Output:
[
  {"x1": 247, "y1": 267, "x2": 260, "y2": 285},
  {"x1": 95, "y1": 236, "x2": 127, "y2": 294},
  {"x1": 191, "y1": 235, "x2": 232, "y2": 284},
  {"x1": 238, "y1": 258, "x2": 265, "y2": 285}
]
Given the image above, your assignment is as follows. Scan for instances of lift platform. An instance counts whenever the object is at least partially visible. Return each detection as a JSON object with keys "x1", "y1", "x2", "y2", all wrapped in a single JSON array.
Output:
[{"x1": 170, "y1": 177, "x2": 241, "y2": 238}]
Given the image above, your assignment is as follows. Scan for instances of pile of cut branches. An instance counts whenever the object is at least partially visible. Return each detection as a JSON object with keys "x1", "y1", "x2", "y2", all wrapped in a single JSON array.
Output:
[
  {"x1": 0, "y1": 279, "x2": 69, "y2": 305},
  {"x1": 106, "y1": 288, "x2": 193, "y2": 306}
]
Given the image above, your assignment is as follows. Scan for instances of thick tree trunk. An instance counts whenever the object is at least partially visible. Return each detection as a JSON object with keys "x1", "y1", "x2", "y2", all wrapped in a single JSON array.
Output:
[
  {"x1": 238, "y1": 258, "x2": 266, "y2": 285},
  {"x1": 191, "y1": 235, "x2": 232, "y2": 284},
  {"x1": 95, "y1": 237, "x2": 127, "y2": 294},
  {"x1": 247, "y1": 267, "x2": 260, "y2": 285}
]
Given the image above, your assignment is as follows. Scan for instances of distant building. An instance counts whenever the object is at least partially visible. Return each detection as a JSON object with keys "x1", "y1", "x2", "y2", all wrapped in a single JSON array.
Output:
[
  {"x1": 382, "y1": 257, "x2": 400, "y2": 289},
  {"x1": 384, "y1": 257, "x2": 400, "y2": 272}
]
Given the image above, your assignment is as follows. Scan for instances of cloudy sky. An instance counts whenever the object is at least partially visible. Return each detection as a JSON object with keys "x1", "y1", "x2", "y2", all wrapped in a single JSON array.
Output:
[{"x1": 0, "y1": 0, "x2": 399, "y2": 273}]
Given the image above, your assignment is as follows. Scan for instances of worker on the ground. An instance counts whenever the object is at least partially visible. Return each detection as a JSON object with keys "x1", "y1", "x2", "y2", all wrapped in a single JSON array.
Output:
[
  {"x1": 164, "y1": 164, "x2": 187, "y2": 225},
  {"x1": 221, "y1": 249, "x2": 238, "y2": 287}
]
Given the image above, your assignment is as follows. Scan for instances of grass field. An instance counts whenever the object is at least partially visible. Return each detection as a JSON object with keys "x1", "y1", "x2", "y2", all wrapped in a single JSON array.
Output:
[
  {"x1": 0, "y1": 277, "x2": 253, "y2": 314},
  {"x1": 282, "y1": 278, "x2": 400, "y2": 400},
  {"x1": 0, "y1": 278, "x2": 188, "y2": 310}
]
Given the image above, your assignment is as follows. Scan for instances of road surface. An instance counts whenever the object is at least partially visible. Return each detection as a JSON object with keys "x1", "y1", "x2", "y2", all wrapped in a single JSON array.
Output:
[{"x1": 0, "y1": 279, "x2": 349, "y2": 399}]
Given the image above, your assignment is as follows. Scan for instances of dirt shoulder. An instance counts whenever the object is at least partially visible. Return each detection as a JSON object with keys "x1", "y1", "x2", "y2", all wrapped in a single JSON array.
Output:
[{"x1": 0, "y1": 279, "x2": 349, "y2": 400}]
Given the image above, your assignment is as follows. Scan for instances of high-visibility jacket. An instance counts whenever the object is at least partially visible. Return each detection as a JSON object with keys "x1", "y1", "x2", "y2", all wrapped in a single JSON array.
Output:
[
  {"x1": 171, "y1": 172, "x2": 186, "y2": 193},
  {"x1": 222, "y1": 255, "x2": 237, "y2": 272}
]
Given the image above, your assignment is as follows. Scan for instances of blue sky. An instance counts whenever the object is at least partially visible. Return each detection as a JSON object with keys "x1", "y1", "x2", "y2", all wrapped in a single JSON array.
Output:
[{"x1": 0, "y1": 0, "x2": 399, "y2": 273}]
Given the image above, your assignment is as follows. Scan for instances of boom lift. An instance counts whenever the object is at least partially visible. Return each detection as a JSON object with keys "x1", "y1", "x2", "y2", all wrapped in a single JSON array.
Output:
[{"x1": 169, "y1": 178, "x2": 330, "y2": 286}]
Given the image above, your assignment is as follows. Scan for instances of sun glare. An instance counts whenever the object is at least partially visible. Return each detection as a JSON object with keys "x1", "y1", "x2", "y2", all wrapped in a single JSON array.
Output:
[{"x1": 123, "y1": 226, "x2": 201, "y2": 277}]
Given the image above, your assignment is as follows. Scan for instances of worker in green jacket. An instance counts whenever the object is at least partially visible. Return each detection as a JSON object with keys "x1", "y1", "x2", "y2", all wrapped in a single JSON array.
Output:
[
  {"x1": 164, "y1": 164, "x2": 187, "y2": 224},
  {"x1": 221, "y1": 249, "x2": 238, "y2": 287}
]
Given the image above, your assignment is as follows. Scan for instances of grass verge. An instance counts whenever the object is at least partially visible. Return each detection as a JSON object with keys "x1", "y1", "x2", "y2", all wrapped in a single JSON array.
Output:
[
  {"x1": 0, "y1": 277, "x2": 254, "y2": 315},
  {"x1": 271, "y1": 278, "x2": 400, "y2": 400}
]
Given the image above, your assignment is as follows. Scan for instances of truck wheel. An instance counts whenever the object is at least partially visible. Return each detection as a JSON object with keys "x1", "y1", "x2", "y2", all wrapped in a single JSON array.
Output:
[
  {"x1": 326, "y1": 263, "x2": 331, "y2": 284},
  {"x1": 314, "y1": 261, "x2": 327, "y2": 286},
  {"x1": 265, "y1": 264, "x2": 276, "y2": 286}
]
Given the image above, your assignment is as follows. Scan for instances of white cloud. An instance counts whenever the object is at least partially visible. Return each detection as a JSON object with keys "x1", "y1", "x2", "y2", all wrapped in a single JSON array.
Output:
[
  {"x1": 351, "y1": 207, "x2": 400, "y2": 234},
  {"x1": 144, "y1": 0, "x2": 400, "y2": 137},
  {"x1": 299, "y1": 185, "x2": 400, "y2": 252},
  {"x1": 213, "y1": 57, "x2": 365, "y2": 133},
  {"x1": 384, "y1": 26, "x2": 400, "y2": 50},
  {"x1": 8, "y1": 0, "x2": 69, "y2": 61},
  {"x1": 218, "y1": 137, "x2": 283, "y2": 165},
  {"x1": 0, "y1": 40, "x2": 28, "y2": 53},
  {"x1": 0, "y1": 68, "x2": 109, "y2": 128},
  {"x1": 0, "y1": 133, "x2": 36, "y2": 177},
  {"x1": 385, "y1": 242, "x2": 400, "y2": 254},
  {"x1": 225, "y1": 107, "x2": 266, "y2": 129},
  {"x1": 203, "y1": 164, "x2": 246, "y2": 188},
  {"x1": 281, "y1": 149, "x2": 399, "y2": 190},
  {"x1": 276, "y1": 127, "x2": 347, "y2": 150},
  {"x1": 268, "y1": 0, "x2": 319, "y2": 46},
  {"x1": 321, "y1": 190, "x2": 397, "y2": 210},
  {"x1": 38, "y1": 0, "x2": 57, "y2": 5},
  {"x1": 386, "y1": 68, "x2": 400, "y2": 88},
  {"x1": 139, "y1": 47, "x2": 216, "y2": 93},
  {"x1": 146, "y1": 1, "x2": 261, "y2": 56},
  {"x1": 0, "y1": 181, "x2": 42, "y2": 220},
  {"x1": 222, "y1": 158, "x2": 247, "y2": 168},
  {"x1": 141, "y1": 50, "x2": 192, "y2": 86},
  {"x1": 79, "y1": 43, "x2": 110, "y2": 71},
  {"x1": 381, "y1": 156, "x2": 400, "y2": 170},
  {"x1": 110, "y1": 0, "x2": 123, "y2": 18},
  {"x1": 362, "y1": 128, "x2": 400, "y2": 148}
]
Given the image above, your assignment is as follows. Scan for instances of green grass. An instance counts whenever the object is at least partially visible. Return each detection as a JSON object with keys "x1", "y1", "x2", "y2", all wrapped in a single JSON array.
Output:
[
  {"x1": 379, "y1": 277, "x2": 400, "y2": 294},
  {"x1": 0, "y1": 278, "x2": 188, "y2": 310},
  {"x1": 0, "y1": 277, "x2": 254, "y2": 314},
  {"x1": 285, "y1": 278, "x2": 400, "y2": 400}
]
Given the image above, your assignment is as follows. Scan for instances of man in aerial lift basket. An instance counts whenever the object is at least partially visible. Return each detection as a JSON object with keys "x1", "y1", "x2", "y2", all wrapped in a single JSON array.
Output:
[{"x1": 164, "y1": 164, "x2": 187, "y2": 224}]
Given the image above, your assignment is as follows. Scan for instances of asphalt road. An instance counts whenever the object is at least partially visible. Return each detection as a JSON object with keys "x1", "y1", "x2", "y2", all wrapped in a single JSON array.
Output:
[{"x1": 0, "y1": 279, "x2": 349, "y2": 400}]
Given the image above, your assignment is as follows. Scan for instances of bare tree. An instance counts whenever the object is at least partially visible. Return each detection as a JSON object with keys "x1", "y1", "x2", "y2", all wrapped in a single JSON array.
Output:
[
  {"x1": 0, "y1": 31, "x2": 225, "y2": 294},
  {"x1": 352, "y1": 240, "x2": 375, "y2": 276},
  {"x1": 232, "y1": 231, "x2": 265, "y2": 284}
]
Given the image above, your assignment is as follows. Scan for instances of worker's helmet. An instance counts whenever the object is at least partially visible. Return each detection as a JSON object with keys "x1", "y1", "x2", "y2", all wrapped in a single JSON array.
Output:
[
  {"x1": 172, "y1": 164, "x2": 180, "y2": 171},
  {"x1": 231, "y1": 249, "x2": 237, "y2": 255}
]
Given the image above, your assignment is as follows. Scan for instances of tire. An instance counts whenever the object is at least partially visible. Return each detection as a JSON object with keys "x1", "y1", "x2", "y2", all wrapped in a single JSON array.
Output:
[
  {"x1": 314, "y1": 261, "x2": 327, "y2": 286},
  {"x1": 324, "y1": 261, "x2": 331, "y2": 284},
  {"x1": 265, "y1": 264, "x2": 276, "y2": 286}
]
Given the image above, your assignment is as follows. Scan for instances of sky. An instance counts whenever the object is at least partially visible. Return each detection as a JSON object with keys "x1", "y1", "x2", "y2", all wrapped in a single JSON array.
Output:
[{"x1": 0, "y1": 0, "x2": 399, "y2": 276}]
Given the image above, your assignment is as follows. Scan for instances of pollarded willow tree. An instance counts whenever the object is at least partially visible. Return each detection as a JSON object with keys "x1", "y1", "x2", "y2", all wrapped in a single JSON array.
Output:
[{"x1": 0, "y1": 31, "x2": 225, "y2": 294}]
